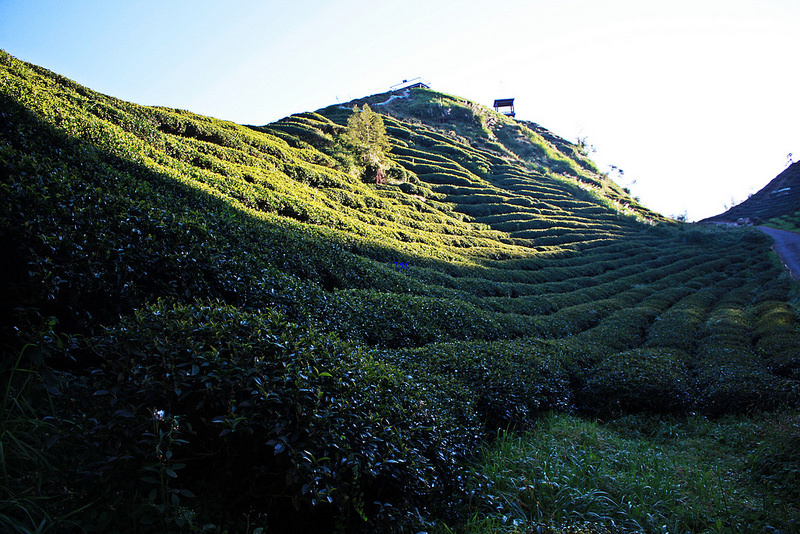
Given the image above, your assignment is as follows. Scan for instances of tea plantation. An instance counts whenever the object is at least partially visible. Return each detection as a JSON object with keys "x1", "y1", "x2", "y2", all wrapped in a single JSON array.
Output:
[{"x1": 1, "y1": 50, "x2": 799, "y2": 533}]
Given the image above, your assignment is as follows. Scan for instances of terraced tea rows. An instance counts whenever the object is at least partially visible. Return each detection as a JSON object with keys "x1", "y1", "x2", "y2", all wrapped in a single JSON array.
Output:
[{"x1": 2, "y1": 51, "x2": 798, "y2": 533}]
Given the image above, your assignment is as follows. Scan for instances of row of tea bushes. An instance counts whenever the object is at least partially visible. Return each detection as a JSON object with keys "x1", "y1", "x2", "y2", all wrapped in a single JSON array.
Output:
[{"x1": 645, "y1": 287, "x2": 722, "y2": 351}]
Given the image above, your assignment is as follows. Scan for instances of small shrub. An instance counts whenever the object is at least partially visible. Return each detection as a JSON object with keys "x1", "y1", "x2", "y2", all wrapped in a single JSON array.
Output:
[
  {"x1": 696, "y1": 357, "x2": 798, "y2": 415},
  {"x1": 400, "y1": 339, "x2": 573, "y2": 431},
  {"x1": 580, "y1": 348, "x2": 695, "y2": 414}
]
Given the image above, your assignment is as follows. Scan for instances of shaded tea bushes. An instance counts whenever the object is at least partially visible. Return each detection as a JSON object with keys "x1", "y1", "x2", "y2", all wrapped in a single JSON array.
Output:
[
  {"x1": 320, "y1": 288, "x2": 510, "y2": 347},
  {"x1": 645, "y1": 287, "x2": 721, "y2": 351},
  {"x1": 393, "y1": 338, "x2": 574, "y2": 431},
  {"x1": 50, "y1": 300, "x2": 481, "y2": 532},
  {"x1": 691, "y1": 279, "x2": 797, "y2": 415},
  {"x1": 580, "y1": 348, "x2": 696, "y2": 414},
  {"x1": 568, "y1": 286, "x2": 694, "y2": 357},
  {"x1": 751, "y1": 279, "x2": 800, "y2": 379}
]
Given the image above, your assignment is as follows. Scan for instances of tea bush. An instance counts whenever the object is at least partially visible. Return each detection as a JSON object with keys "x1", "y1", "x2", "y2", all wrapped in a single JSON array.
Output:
[
  {"x1": 752, "y1": 300, "x2": 800, "y2": 378},
  {"x1": 646, "y1": 287, "x2": 720, "y2": 351},
  {"x1": 580, "y1": 348, "x2": 696, "y2": 414},
  {"x1": 50, "y1": 300, "x2": 479, "y2": 532},
  {"x1": 696, "y1": 354, "x2": 799, "y2": 415},
  {"x1": 398, "y1": 339, "x2": 573, "y2": 431}
]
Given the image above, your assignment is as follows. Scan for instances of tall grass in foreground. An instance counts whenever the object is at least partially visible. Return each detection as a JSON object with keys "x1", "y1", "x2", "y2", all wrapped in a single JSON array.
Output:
[
  {"x1": 448, "y1": 412, "x2": 800, "y2": 534},
  {"x1": 0, "y1": 343, "x2": 83, "y2": 533}
]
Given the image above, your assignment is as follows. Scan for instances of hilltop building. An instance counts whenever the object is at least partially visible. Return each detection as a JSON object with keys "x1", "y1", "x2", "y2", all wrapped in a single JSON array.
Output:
[
  {"x1": 493, "y1": 98, "x2": 515, "y2": 118},
  {"x1": 391, "y1": 78, "x2": 430, "y2": 91}
]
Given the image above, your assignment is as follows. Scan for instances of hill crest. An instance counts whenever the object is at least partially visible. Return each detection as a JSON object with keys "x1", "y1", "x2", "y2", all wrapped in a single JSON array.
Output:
[{"x1": 701, "y1": 161, "x2": 800, "y2": 224}]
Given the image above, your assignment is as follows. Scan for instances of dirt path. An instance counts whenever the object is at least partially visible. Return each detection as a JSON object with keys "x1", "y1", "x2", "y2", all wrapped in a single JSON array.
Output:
[
  {"x1": 373, "y1": 90, "x2": 410, "y2": 106},
  {"x1": 758, "y1": 226, "x2": 800, "y2": 279}
]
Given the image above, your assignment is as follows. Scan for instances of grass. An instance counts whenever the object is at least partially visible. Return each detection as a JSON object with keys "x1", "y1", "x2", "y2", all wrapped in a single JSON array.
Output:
[
  {"x1": 0, "y1": 342, "x2": 92, "y2": 533},
  {"x1": 451, "y1": 412, "x2": 800, "y2": 534}
]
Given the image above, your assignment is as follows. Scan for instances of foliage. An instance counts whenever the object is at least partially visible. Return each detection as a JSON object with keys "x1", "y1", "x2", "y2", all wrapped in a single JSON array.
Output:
[
  {"x1": 0, "y1": 340, "x2": 90, "y2": 533},
  {"x1": 581, "y1": 348, "x2": 695, "y2": 415},
  {"x1": 44, "y1": 300, "x2": 479, "y2": 532},
  {"x1": 765, "y1": 210, "x2": 800, "y2": 233},
  {"x1": 397, "y1": 339, "x2": 573, "y2": 431},
  {"x1": 459, "y1": 412, "x2": 800, "y2": 534},
  {"x1": 344, "y1": 104, "x2": 392, "y2": 183},
  {"x1": 750, "y1": 412, "x2": 800, "y2": 509},
  {"x1": 1, "y1": 48, "x2": 799, "y2": 531}
]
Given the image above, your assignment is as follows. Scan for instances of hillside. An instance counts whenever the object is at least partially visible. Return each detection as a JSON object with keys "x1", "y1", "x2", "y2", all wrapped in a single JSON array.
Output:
[
  {"x1": 2, "y1": 50, "x2": 800, "y2": 533},
  {"x1": 701, "y1": 161, "x2": 800, "y2": 227}
]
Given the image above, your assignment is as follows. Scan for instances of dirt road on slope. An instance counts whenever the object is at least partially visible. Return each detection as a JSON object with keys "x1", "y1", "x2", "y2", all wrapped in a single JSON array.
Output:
[{"x1": 758, "y1": 226, "x2": 800, "y2": 279}]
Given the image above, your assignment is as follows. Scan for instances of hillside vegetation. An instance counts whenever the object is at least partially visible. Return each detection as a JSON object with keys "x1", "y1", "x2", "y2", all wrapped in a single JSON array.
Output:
[
  {"x1": 1, "y1": 50, "x2": 799, "y2": 533},
  {"x1": 702, "y1": 160, "x2": 800, "y2": 229}
]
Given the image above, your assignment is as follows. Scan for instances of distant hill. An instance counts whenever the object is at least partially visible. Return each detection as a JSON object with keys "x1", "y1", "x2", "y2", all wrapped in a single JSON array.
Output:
[
  {"x1": 700, "y1": 161, "x2": 800, "y2": 224},
  {"x1": 2, "y1": 50, "x2": 799, "y2": 532}
]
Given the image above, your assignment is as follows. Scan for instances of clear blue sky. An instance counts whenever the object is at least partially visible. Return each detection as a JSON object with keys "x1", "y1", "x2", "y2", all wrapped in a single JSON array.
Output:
[{"x1": 2, "y1": 0, "x2": 799, "y2": 220}]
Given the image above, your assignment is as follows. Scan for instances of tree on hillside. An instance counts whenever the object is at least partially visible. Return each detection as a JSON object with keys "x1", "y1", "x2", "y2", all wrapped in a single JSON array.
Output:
[{"x1": 344, "y1": 104, "x2": 391, "y2": 184}]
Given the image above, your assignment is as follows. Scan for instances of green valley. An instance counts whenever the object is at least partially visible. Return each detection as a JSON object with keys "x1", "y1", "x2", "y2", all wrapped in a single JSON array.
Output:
[{"x1": 1, "y1": 50, "x2": 798, "y2": 533}]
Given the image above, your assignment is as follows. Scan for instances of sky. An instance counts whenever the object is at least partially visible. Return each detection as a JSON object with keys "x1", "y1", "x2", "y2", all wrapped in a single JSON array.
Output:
[{"x1": 2, "y1": 0, "x2": 799, "y2": 221}]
